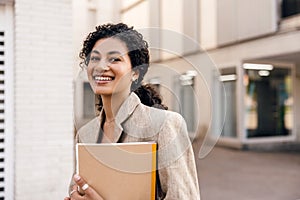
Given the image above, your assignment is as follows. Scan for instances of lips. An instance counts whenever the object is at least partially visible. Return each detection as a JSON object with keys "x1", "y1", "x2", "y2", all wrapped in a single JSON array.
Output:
[{"x1": 93, "y1": 75, "x2": 115, "y2": 83}]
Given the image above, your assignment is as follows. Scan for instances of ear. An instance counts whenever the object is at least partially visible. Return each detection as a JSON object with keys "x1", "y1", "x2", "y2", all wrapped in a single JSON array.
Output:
[{"x1": 132, "y1": 69, "x2": 139, "y2": 80}]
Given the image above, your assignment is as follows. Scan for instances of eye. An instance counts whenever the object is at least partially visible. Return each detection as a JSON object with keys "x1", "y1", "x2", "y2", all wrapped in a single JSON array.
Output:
[
  {"x1": 108, "y1": 57, "x2": 121, "y2": 63},
  {"x1": 90, "y1": 56, "x2": 101, "y2": 63}
]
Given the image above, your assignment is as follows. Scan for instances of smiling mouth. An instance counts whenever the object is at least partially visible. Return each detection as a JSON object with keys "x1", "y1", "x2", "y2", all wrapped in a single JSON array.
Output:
[{"x1": 94, "y1": 75, "x2": 115, "y2": 82}]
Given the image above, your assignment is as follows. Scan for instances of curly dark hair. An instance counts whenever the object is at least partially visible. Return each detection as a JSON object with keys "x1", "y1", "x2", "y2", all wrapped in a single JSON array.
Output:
[
  {"x1": 80, "y1": 23, "x2": 167, "y2": 111},
  {"x1": 134, "y1": 84, "x2": 168, "y2": 110}
]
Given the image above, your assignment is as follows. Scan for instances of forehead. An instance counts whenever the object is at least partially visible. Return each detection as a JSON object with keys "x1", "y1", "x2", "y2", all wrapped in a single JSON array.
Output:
[{"x1": 92, "y1": 37, "x2": 128, "y2": 55}]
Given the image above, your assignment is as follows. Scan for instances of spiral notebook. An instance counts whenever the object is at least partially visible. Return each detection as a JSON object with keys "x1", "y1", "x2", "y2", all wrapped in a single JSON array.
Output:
[{"x1": 76, "y1": 142, "x2": 156, "y2": 200}]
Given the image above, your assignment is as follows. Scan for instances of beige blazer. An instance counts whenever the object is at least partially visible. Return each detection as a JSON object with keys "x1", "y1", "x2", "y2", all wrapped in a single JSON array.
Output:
[{"x1": 75, "y1": 92, "x2": 200, "y2": 199}]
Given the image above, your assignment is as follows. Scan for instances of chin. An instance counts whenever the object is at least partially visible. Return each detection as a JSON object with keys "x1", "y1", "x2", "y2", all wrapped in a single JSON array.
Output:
[{"x1": 96, "y1": 92, "x2": 113, "y2": 96}]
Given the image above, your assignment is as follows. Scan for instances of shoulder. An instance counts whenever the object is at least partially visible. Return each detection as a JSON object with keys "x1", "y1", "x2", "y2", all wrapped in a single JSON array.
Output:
[
  {"x1": 76, "y1": 117, "x2": 100, "y2": 143},
  {"x1": 156, "y1": 108, "x2": 188, "y2": 139},
  {"x1": 135, "y1": 102, "x2": 184, "y2": 126},
  {"x1": 124, "y1": 102, "x2": 186, "y2": 138},
  {"x1": 137, "y1": 101, "x2": 182, "y2": 117},
  {"x1": 139, "y1": 103, "x2": 186, "y2": 129},
  {"x1": 133, "y1": 101, "x2": 186, "y2": 133}
]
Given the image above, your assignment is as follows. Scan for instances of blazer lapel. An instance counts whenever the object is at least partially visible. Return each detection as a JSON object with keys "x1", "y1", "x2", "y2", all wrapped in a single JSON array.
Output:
[{"x1": 113, "y1": 93, "x2": 140, "y2": 143}]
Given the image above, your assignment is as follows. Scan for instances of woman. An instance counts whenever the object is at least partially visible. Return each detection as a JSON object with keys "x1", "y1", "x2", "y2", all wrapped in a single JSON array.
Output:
[{"x1": 65, "y1": 23, "x2": 200, "y2": 200}]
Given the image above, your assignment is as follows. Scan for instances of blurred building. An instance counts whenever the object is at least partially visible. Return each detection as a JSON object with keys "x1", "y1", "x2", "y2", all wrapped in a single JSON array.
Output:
[
  {"x1": 0, "y1": 0, "x2": 73, "y2": 199},
  {"x1": 74, "y1": 0, "x2": 300, "y2": 149},
  {"x1": 120, "y1": 0, "x2": 300, "y2": 149},
  {"x1": 1, "y1": 0, "x2": 300, "y2": 199}
]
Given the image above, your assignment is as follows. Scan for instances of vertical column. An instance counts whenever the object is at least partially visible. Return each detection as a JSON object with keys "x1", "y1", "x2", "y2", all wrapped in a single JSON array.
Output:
[{"x1": 14, "y1": 0, "x2": 74, "y2": 199}]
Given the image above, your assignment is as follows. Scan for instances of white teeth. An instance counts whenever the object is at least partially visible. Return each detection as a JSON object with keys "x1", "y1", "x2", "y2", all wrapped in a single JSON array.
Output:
[{"x1": 95, "y1": 76, "x2": 112, "y2": 81}]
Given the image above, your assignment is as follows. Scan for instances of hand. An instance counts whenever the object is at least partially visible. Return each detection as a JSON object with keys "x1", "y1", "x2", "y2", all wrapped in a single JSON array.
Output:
[{"x1": 64, "y1": 174, "x2": 104, "y2": 200}]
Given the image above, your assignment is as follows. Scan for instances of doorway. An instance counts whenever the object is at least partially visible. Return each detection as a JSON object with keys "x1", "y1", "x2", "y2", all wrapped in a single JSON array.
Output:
[{"x1": 243, "y1": 63, "x2": 294, "y2": 138}]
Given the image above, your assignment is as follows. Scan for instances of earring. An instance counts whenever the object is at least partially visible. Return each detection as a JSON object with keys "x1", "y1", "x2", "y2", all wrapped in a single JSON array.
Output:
[
  {"x1": 131, "y1": 77, "x2": 136, "y2": 82},
  {"x1": 134, "y1": 79, "x2": 139, "y2": 84}
]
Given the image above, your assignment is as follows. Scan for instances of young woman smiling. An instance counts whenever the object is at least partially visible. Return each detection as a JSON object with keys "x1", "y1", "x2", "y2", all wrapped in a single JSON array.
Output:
[{"x1": 65, "y1": 23, "x2": 200, "y2": 200}]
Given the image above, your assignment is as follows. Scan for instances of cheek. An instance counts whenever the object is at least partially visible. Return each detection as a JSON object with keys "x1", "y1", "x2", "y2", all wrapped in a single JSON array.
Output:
[
  {"x1": 86, "y1": 68, "x2": 93, "y2": 78},
  {"x1": 119, "y1": 71, "x2": 133, "y2": 83},
  {"x1": 111, "y1": 66, "x2": 132, "y2": 78}
]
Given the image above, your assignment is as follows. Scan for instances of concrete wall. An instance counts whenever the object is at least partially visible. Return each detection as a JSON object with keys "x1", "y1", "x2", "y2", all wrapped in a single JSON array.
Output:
[{"x1": 14, "y1": 0, "x2": 74, "y2": 199}]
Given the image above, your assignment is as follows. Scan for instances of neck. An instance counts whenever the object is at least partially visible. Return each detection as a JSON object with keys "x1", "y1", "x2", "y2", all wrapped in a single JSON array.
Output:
[{"x1": 101, "y1": 92, "x2": 131, "y2": 121}]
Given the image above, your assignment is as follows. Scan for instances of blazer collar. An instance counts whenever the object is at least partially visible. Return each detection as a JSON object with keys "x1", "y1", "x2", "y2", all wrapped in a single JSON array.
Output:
[{"x1": 98, "y1": 92, "x2": 141, "y2": 142}]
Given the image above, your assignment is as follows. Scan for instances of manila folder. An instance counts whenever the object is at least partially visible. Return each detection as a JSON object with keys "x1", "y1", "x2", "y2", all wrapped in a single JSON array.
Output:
[{"x1": 76, "y1": 142, "x2": 156, "y2": 200}]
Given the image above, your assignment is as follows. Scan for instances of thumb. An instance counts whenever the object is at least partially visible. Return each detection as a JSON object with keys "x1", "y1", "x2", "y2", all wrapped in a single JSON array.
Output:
[
  {"x1": 73, "y1": 174, "x2": 103, "y2": 199},
  {"x1": 73, "y1": 174, "x2": 90, "y2": 195}
]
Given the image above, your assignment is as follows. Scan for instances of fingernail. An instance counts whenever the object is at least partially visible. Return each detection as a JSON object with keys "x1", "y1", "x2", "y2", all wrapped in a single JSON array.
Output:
[{"x1": 74, "y1": 174, "x2": 81, "y2": 181}]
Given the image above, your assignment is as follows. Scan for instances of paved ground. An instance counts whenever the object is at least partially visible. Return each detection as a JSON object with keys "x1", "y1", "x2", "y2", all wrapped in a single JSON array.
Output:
[{"x1": 194, "y1": 145, "x2": 300, "y2": 200}]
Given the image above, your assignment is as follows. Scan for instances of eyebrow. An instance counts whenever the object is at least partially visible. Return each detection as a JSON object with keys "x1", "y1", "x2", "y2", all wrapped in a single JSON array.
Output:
[
  {"x1": 90, "y1": 50, "x2": 123, "y2": 56},
  {"x1": 91, "y1": 50, "x2": 100, "y2": 54},
  {"x1": 107, "y1": 51, "x2": 123, "y2": 56}
]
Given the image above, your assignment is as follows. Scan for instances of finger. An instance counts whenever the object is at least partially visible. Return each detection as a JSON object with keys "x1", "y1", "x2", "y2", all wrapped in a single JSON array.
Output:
[
  {"x1": 73, "y1": 174, "x2": 92, "y2": 196},
  {"x1": 70, "y1": 190, "x2": 84, "y2": 200},
  {"x1": 69, "y1": 189, "x2": 77, "y2": 197},
  {"x1": 72, "y1": 184, "x2": 77, "y2": 191},
  {"x1": 69, "y1": 184, "x2": 84, "y2": 200},
  {"x1": 73, "y1": 174, "x2": 104, "y2": 199}
]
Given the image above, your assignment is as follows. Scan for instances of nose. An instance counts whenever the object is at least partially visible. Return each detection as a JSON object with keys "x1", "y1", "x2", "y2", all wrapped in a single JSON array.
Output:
[{"x1": 94, "y1": 59, "x2": 110, "y2": 71}]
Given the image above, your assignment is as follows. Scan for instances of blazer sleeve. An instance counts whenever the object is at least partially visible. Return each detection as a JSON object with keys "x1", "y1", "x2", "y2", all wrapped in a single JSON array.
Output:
[
  {"x1": 68, "y1": 132, "x2": 80, "y2": 195},
  {"x1": 157, "y1": 112, "x2": 200, "y2": 200}
]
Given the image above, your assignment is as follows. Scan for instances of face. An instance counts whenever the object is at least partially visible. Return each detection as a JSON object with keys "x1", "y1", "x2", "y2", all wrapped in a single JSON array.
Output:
[{"x1": 86, "y1": 37, "x2": 138, "y2": 97}]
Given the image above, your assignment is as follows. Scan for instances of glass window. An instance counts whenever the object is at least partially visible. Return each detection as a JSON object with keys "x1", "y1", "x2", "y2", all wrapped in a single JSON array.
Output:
[
  {"x1": 244, "y1": 65, "x2": 293, "y2": 137},
  {"x1": 282, "y1": 0, "x2": 300, "y2": 18},
  {"x1": 180, "y1": 84, "x2": 195, "y2": 132},
  {"x1": 177, "y1": 71, "x2": 197, "y2": 132},
  {"x1": 219, "y1": 68, "x2": 237, "y2": 138}
]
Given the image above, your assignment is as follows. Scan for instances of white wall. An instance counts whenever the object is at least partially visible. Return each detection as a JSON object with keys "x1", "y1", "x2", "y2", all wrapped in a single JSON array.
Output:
[
  {"x1": 14, "y1": 0, "x2": 74, "y2": 199},
  {"x1": 208, "y1": 31, "x2": 300, "y2": 66},
  {"x1": 121, "y1": 0, "x2": 149, "y2": 29},
  {"x1": 216, "y1": 0, "x2": 277, "y2": 46},
  {"x1": 200, "y1": 0, "x2": 217, "y2": 49},
  {"x1": 200, "y1": 0, "x2": 277, "y2": 48}
]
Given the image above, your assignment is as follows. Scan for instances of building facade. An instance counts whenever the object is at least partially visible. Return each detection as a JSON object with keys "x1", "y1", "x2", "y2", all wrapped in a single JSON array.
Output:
[
  {"x1": 1, "y1": 0, "x2": 74, "y2": 199},
  {"x1": 199, "y1": 0, "x2": 300, "y2": 150},
  {"x1": 115, "y1": 0, "x2": 300, "y2": 151},
  {"x1": 74, "y1": 0, "x2": 300, "y2": 152}
]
